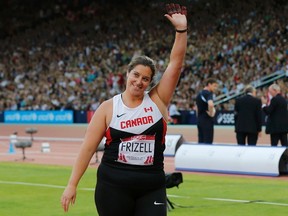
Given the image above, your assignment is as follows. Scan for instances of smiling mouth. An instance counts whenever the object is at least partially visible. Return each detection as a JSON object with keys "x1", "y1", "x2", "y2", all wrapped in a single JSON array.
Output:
[{"x1": 133, "y1": 84, "x2": 142, "y2": 90}]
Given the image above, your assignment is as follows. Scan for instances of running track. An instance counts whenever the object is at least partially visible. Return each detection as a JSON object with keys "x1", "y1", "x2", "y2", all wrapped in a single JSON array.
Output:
[{"x1": 1, "y1": 124, "x2": 287, "y2": 180}]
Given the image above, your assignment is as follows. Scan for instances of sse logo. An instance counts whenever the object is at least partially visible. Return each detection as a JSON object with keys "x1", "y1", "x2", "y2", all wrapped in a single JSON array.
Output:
[{"x1": 216, "y1": 113, "x2": 235, "y2": 125}]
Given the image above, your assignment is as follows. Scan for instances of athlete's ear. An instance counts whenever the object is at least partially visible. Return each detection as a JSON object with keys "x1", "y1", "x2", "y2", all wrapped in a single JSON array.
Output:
[{"x1": 126, "y1": 70, "x2": 129, "y2": 77}]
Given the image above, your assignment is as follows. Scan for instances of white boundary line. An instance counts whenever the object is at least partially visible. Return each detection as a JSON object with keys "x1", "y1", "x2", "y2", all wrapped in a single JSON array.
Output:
[
  {"x1": 0, "y1": 180, "x2": 66, "y2": 189},
  {"x1": 0, "y1": 180, "x2": 189, "y2": 198},
  {"x1": 167, "y1": 194, "x2": 190, "y2": 199},
  {"x1": 205, "y1": 198, "x2": 250, "y2": 203},
  {"x1": 3, "y1": 180, "x2": 286, "y2": 205},
  {"x1": 0, "y1": 180, "x2": 95, "y2": 191},
  {"x1": 204, "y1": 197, "x2": 288, "y2": 207}
]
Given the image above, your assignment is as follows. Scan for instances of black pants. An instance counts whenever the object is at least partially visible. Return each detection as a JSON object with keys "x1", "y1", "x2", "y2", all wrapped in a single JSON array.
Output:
[
  {"x1": 236, "y1": 132, "x2": 258, "y2": 146},
  {"x1": 270, "y1": 133, "x2": 288, "y2": 146},
  {"x1": 197, "y1": 119, "x2": 214, "y2": 144},
  {"x1": 95, "y1": 163, "x2": 167, "y2": 216}
]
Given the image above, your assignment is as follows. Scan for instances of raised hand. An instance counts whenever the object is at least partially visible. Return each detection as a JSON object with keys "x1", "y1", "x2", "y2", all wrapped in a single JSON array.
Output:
[
  {"x1": 164, "y1": 3, "x2": 187, "y2": 31},
  {"x1": 166, "y1": 3, "x2": 187, "y2": 16}
]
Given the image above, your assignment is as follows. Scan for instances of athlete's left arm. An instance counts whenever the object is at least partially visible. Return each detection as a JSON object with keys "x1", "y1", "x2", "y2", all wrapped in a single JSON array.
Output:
[{"x1": 151, "y1": 4, "x2": 187, "y2": 107}]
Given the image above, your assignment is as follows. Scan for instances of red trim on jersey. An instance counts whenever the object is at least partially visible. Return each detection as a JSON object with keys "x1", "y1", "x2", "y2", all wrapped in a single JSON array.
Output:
[
  {"x1": 161, "y1": 118, "x2": 167, "y2": 145},
  {"x1": 105, "y1": 128, "x2": 112, "y2": 146}
]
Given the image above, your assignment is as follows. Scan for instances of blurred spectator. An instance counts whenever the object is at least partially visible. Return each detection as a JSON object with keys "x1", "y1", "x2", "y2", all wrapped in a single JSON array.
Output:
[
  {"x1": 261, "y1": 83, "x2": 288, "y2": 146},
  {"x1": 234, "y1": 85, "x2": 262, "y2": 145},
  {"x1": 168, "y1": 100, "x2": 182, "y2": 124}
]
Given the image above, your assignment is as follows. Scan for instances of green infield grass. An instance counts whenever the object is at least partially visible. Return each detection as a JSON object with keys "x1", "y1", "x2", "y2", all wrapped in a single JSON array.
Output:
[{"x1": 0, "y1": 162, "x2": 287, "y2": 216}]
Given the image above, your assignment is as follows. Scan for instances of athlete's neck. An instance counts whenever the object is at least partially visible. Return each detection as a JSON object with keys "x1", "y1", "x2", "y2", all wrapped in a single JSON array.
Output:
[{"x1": 121, "y1": 92, "x2": 144, "y2": 108}]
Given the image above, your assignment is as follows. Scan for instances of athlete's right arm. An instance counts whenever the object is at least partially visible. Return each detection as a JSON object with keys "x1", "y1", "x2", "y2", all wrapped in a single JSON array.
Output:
[{"x1": 61, "y1": 99, "x2": 112, "y2": 212}]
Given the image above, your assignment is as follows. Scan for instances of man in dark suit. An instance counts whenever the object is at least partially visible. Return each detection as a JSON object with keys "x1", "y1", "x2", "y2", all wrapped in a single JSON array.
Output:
[
  {"x1": 234, "y1": 85, "x2": 262, "y2": 145},
  {"x1": 196, "y1": 78, "x2": 218, "y2": 144},
  {"x1": 262, "y1": 84, "x2": 288, "y2": 146}
]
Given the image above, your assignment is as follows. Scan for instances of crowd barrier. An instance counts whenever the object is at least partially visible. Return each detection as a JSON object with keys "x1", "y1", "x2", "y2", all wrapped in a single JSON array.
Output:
[
  {"x1": 0, "y1": 111, "x2": 3, "y2": 123},
  {"x1": 175, "y1": 143, "x2": 288, "y2": 176},
  {"x1": 164, "y1": 134, "x2": 184, "y2": 157},
  {"x1": 0, "y1": 110, "x2": 266, "y2": 125},
  {"x1": 3, "y1": 111, "x2": 73, "y2": 124}
]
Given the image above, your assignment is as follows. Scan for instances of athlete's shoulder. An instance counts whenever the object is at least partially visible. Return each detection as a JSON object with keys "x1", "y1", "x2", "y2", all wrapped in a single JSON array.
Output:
[{"x1": 97, "y1": 98, "x2": 113, "y2": 112}]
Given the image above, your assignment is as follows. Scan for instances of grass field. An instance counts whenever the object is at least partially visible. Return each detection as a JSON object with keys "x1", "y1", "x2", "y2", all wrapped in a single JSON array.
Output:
[{"x1": 0, "y1": 162, "x2": 287, "y2": 216}]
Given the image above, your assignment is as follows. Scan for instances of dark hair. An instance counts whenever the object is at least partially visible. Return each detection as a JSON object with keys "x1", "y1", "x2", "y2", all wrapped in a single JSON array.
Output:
[
  {"x1": 205, "y1": 78, "x2": 218, "y2": 86},
  {"x1": 127, "y1": 56, "x2": 156, "y2": 80}
]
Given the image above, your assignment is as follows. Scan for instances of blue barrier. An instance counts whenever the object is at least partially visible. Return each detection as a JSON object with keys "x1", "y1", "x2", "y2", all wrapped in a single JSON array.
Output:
[
  {"x1": 179, "y1": 110, "x2": 231, "y2": 125},
  {"x1": 0, "y1": 111, "x2": 4, "y2": 123},
  {"x1": 74, "y1": 110, "x2": 87, "y2": 123},
  {"x1": 180, "y1": 110, "x2": 197, "y2": 124},
  {"x1": 1, "y1": 110, "x2": 266, "y2": 125},
  {"x1": 215, "y1": 111, "x2": 235, "y2": 125},
  {"x1": 4, "y1": 110, "x2": 73, "y2": 124},
  {"x1": 214, "y1": 110, "x2": 266, "y2": 126}
]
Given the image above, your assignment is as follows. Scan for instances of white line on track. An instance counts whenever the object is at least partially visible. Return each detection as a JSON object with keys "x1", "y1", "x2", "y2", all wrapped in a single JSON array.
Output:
[{"x1": 204, "y1": 198, "x2": 288, "y2": 206}]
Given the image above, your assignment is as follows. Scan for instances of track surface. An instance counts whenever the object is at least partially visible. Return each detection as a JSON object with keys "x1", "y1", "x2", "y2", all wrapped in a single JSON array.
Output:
[{"x1": 0, "y1": 124, "x2": 287, "y2": 180}]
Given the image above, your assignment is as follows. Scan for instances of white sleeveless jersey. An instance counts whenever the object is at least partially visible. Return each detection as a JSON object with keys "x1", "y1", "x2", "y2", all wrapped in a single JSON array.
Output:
[{"x1": 103, "y1": 92, "x2": 167, "y2": 170}]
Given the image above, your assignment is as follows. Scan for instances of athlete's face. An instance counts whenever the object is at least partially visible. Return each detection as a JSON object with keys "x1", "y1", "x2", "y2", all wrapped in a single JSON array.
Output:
[{"x1": 126, "y1": 64, "x2": 152, "y2": 96}]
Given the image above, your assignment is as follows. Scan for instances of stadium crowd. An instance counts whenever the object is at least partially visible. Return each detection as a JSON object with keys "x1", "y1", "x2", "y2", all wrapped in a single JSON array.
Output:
[{"x1": 0, "y1": 0, "x2": 287, "y2": 113}]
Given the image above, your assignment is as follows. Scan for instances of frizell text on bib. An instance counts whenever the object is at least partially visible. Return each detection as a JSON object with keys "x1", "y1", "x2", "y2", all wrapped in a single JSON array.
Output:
[{"x1": 117, "y1": 135, "x2": 155, "y2": 165}]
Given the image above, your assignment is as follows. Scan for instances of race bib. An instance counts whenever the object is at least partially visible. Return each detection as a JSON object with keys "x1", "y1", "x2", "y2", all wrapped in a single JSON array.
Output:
[{"x1": 117, "y1": 135, "x2": 155, "y2": 166}]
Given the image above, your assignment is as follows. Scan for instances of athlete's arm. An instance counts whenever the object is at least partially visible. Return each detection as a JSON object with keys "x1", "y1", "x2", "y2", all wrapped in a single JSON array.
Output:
[
  {"x1": 61, "y1": 99, "x2": 112, "y2": 212},
  {"x1": 151, "y1": 4, "x2": 187, "y2": 107}
]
